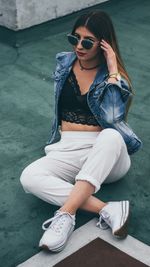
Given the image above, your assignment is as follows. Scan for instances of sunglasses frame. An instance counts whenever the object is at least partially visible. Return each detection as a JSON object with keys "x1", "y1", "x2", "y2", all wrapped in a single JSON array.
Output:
[{"x1": 67, "y1": 34, "x2": 99, "y2": 50}]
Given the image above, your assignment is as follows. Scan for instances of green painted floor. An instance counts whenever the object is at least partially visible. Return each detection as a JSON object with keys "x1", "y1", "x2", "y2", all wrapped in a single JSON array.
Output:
[{"x1": 0, "y1": 0, "x2": 150, "y2": 266}]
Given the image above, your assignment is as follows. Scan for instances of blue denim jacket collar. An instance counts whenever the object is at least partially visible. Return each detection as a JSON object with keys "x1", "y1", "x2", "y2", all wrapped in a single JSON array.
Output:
[
  {"x1": 54, "y1": 51, "x2": 108, "y2": 87},
  {"x1": 53, "y1": 51, "x2": 130, "y2": 102}
]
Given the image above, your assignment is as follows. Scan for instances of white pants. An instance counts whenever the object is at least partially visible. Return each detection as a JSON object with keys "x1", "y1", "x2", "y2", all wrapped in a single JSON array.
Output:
[{"x1": 20, "y1": 129, "x2": 131, "y2": 207}]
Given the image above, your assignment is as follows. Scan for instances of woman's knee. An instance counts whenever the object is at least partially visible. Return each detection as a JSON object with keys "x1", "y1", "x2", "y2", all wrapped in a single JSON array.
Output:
[
  {"x1": 98, "y1": 128, "x2": 124, "y2": 148},
  {"x1": 20, "y1": 164, "x2": 38, "y2": 193}
]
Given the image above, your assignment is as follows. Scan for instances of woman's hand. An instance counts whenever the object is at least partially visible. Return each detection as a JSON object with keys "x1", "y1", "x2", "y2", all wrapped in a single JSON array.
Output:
[{"x1": 100, "y1": 39, "x2": 118, "y2": 74}]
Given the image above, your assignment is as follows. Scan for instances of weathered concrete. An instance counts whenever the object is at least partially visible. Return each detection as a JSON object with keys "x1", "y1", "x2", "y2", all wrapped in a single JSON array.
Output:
[
  {"x1": 0, "y1": 0, "x2": 108, "y2": 31},
  {"x1": 0, "y1": 0, "x2": 17, "y2": 29}
]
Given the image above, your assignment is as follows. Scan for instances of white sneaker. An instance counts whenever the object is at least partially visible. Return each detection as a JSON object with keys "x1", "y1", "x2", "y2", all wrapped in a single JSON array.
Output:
[
  {"x1": 97, "y1": 201, "x2": 130, "y2": 238},
  {"x1": 39, "y1": 210, "x2": 75, "y2": 252}
]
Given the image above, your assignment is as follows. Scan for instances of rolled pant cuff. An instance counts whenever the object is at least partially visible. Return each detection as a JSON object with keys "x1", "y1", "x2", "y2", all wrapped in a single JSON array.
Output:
[{"x1": 75, "y1": 172, "x2": 100, "y2": 193}]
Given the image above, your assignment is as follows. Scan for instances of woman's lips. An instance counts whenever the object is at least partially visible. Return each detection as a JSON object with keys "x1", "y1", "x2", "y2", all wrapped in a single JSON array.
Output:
[{"x1": 76, "y1": 51, "x2": 87, "y2": 57}]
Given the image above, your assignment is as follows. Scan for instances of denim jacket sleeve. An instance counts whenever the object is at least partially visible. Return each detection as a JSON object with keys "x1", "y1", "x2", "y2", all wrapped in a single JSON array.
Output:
[
  {"x1": 99, "y1": 79, "x2": 131, "y2": 123},
  {"x1": 98, "y1": 78, "x2": 142, "y2": 154}
]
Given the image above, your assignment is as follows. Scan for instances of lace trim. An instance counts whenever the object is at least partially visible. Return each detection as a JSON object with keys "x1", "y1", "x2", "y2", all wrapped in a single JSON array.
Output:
[
  {"x1": 61, "y1": 110, "x2": 99, "y2": 126},
  {"x1": 60, "y1": 70, "x2": 99, "y2": 126},
  {"x1": 69, "y1": 70, "x2": 88, "y2": 96}
]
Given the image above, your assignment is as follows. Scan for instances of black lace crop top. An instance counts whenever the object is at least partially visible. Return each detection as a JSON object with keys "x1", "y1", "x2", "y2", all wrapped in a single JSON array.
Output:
[{"x1": 58, "y1": 69, "x2": 99, "y2": 126}]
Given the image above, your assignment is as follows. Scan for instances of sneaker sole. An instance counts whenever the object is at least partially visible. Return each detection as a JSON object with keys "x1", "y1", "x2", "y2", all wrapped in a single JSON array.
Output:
[
  {"x1": 113, "y1": 201, "x2": 130, "y2": 239},
  {"x1": 39, "y1": 226, "x2": 74, "y2": 252},
  {"x1": 40, "y1": 243, "x2": 65, "y2": 252}
]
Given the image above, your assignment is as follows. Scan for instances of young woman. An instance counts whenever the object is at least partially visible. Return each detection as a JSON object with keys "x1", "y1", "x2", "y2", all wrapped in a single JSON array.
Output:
[{"x1": 20, "y1": 10, "x2": 142, "y2": 252}]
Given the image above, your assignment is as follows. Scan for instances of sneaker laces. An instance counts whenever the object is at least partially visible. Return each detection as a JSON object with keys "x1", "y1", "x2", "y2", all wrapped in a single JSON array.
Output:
[
  {"x1": 96, "y1": 210, "x2": 111, "y2": 230},
  {"x1": 42, "y1": 211, "x2": 75, "y2": 233}
]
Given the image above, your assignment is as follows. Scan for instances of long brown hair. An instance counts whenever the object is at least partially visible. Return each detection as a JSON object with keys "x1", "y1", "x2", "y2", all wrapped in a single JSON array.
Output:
[
  {"x1": 71, "y1": 11, "x2": 133, "y2": 118},
  {"x1": 72, "y1": 11, "x2": 131, "y2": 85}
]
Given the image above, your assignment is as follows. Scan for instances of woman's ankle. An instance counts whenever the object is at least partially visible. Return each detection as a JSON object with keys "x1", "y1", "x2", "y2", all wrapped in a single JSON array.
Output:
[{"x1": 59, "y1": 207, "x2": 76, "y2": 215}]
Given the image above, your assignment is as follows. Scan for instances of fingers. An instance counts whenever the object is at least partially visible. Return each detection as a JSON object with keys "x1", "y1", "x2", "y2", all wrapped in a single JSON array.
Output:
[
  {"x1": 101, "y1": 39, "x2": 109, "y2": 46},
  {"x1": 100, "y1": 39, "x2": 116, "y2": 58},
  {"x1": 100, "y1": 39, "x2": 111, "y2": 51}
]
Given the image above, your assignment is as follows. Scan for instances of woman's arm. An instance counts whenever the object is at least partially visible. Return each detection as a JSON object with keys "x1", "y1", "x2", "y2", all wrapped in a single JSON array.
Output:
[
  {"x1": 99, "y1": 79, "x2": 132, "y2": 123},
  {"x1": 98, "y1": 81, "x2": 142, "y2": 155}
]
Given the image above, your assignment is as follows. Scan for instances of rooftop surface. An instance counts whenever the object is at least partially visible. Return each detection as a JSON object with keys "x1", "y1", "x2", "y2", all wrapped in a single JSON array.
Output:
[{"x1": 0, "y1": 0, "x2": 150, "y2": 266}]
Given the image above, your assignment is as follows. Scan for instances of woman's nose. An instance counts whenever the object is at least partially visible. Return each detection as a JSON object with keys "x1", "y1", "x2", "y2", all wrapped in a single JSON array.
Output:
[{"x1": 76, "y1": 39, "x2": 83, "y2": 49}]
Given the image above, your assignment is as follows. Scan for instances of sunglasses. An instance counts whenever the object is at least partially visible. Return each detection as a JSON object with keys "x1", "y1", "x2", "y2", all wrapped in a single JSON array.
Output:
[{"x1": 67, "y1": 34, "x2": 99, "y2": 50}]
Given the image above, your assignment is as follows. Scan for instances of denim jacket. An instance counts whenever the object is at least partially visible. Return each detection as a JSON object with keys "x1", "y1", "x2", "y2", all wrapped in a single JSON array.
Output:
[{"x1": 47, "y1": 51, "x2": 142, "y2": 155}]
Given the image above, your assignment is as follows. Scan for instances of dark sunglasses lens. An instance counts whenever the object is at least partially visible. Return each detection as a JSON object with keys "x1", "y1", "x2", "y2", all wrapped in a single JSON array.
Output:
[
  {"x1": 67, "y1": 35, "x2": 78, "y2": 46},
  {"x1": 82, "y1": 40, "x2": 93, "y2": 49}
]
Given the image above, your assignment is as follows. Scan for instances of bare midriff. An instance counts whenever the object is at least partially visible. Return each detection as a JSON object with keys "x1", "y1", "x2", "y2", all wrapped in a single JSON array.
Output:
[{"x1": 61, "y1": 120, "x2": 103, "y2": 132}]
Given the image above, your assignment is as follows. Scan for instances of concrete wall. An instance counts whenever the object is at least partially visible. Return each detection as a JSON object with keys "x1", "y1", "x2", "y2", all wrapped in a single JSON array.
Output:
[
  {"x1": 0, "y1": 0, "x2": 17, "y2": 29},
  {"x1": 0, "y1": 0, "x2": 108, "y2": 31}
]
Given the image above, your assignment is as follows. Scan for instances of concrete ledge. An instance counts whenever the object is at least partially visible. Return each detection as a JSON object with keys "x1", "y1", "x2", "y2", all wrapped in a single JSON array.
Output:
[
  {"x1": 0, "y1": 0, "x2": 108, "y2": 31},
  {"x1": 17, "y1": 218, "x2": 150, "y2": 267}
]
